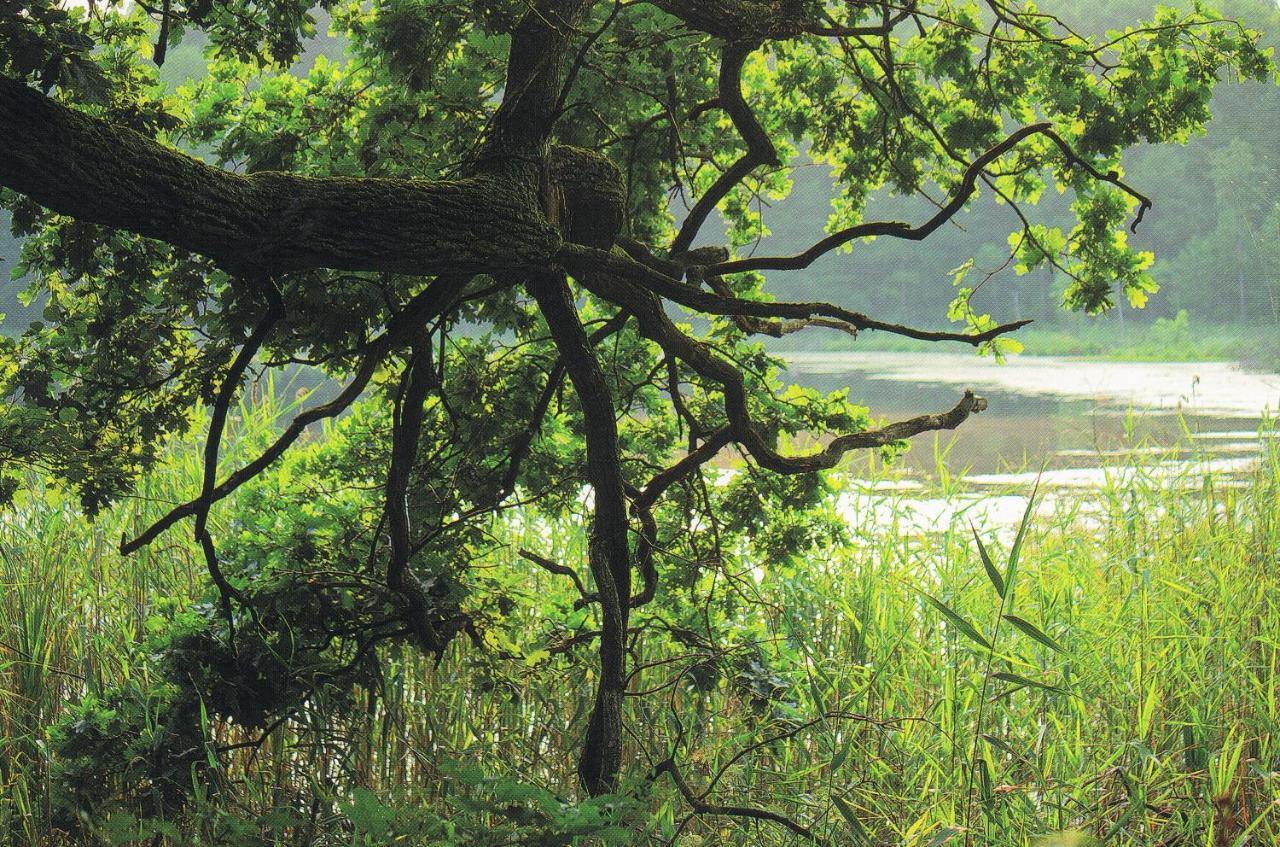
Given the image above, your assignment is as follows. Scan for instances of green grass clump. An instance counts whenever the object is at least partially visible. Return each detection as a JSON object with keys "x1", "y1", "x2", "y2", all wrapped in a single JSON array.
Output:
[{"x1": 0, "y1": 393, "x2": 1276, "y2": 846}]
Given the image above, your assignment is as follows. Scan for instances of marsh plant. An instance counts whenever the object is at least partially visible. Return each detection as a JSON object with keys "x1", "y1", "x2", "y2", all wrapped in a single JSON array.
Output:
[{"x1": 0, "y1": 389, "x2": 1276, "y2": 845}]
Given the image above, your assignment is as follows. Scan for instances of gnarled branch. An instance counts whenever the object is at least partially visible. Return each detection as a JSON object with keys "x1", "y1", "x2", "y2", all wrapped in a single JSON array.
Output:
[
  {"x1": 702, "y1": 121, "x2": 1152, "y2": 276},
  {"x1": 569, "y1": 266, "x2": 990, "y2": 474},
  {"x1": 120, "y1": 275, "x2": 471, "y2": 554},
  {"x1": 561, "y1": 244, "x2": 1032, "y2": 345}
]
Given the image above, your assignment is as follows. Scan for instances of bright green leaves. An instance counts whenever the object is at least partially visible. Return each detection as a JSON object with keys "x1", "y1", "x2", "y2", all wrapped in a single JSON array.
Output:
[
  {"x1": 998, "y1": 187, "x2": 1156, "y2": 315},
  {"x1": 1002, "y1": 614, "x2": 1066, "y2": 654},
  {"x1": 946, "y1": 260, "x2": 1025, "y2": 359},
  {"x1": 176, "y1": 52, "x2": 378, "y2": 176},
  {"x1": 1064, "y1": 188, "x2": 1158, "y2": 312},
  {"x1": 919, "y1": 590, "x2": 994, "y2": 652},
  {"x1": 360, "y1": 0, "x2": 474, "y2": 92},
  {"x1": 0, "y1": 214, "x2": 228, "y2": 513},
  {"x1": 746, "y1": 1, "x2": 1272, "y2": 326}
]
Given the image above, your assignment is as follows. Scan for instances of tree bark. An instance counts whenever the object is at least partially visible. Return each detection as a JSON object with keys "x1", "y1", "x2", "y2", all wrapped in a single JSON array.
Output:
[
  {"x1": 527, "y1": 272, "x2": 632, "y2": 796},
  {"x1": 0, "y1": 75, "x2": 560, "y2": 278}
]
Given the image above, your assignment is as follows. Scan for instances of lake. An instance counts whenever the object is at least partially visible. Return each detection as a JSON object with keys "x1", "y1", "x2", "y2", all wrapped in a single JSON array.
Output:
[
  {"x1": 780, "y1": 351, "x2": 1280, "y2": 531},
  {"x1": 280, "y1": 349, "x2": 1278, "y2": 525}
]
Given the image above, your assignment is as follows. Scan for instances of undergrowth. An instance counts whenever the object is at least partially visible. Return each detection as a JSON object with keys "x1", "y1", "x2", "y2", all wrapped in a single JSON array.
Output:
[{"x1": 0, "y1": 385, "x2": 1276, "y2": 846}]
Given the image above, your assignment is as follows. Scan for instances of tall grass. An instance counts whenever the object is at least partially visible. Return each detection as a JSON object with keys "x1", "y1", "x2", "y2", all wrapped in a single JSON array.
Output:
[{"x1": 0, "y1": 388, "x2": 1276, "y2": 845}]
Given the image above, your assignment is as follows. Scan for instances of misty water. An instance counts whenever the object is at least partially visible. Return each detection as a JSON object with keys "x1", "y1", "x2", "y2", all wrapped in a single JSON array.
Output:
[{"x1": 781, "y1": 351, "x2": 1280, "y2": 533}]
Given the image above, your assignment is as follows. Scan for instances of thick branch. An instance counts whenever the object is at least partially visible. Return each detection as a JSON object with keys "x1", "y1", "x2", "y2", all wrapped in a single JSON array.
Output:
[
  {"x1": 569, "y1": 267, "x2": 989, "y2": 474},
  {"x1": 670, "y1": 40, "x2": 778, "y2": 255},
  {"x1": 479, "y1": 0, "x2": 599, "y2": 161},
  {"x1": 385, "y1": 332, "x2": 447, "y2": 653},
  {"x1": 0, "y1": 76, "x2": 559, "y2": 278},
  {"x1": 528, "y1": 271, "x2": 632, "y2": 796},
  {"x1": 650, "y1": 0, "x2": 813, "y2": 40},
  {"x1": 652, "y1": 0, "x2": 915, "y2": 40},
  {"x1": 193, "y1": 284, "x2": 282, "y2": 628}
]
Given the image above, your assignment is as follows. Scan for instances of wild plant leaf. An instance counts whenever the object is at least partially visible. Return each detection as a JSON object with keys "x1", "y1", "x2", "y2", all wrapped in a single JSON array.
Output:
[
  {"x1": 971, "y1": 523, "x2": 1005, "y2": 598},
  {"x1": 919, "y1": 591, "x2": 992, "y2": 651},
  {"x1": 922, "y1": 826, "x2": 964, "y2": 847},
  {"x1": 993, "y1": 671, "x2": 1067, "y2": 695},
  {"x1": 831, "y1": 738, "x2": 851, "y2": 772},
  {"x1": 832, "y1": 793, "x2": 870, "y2": 844},
  {"x1": 808, "y1": 675, "x2": 827, "y2": 712},
  {"x1": 1003, "y1": 614, "x2": 1065, "y2": 654},
  {"x1": 346, "y1": 788, "x2": 394, "y2": 839},
  {"x1": 1004, "y1": 482, "x2": 1041, "y2": 605},
  {"x1": 982, "y1": 732, "x2": 1018, "y2": 758}
]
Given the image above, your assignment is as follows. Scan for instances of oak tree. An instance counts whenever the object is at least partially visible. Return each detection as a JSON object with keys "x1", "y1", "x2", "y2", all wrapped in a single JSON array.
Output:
[{"x1": 0, "y1": 0, "x2": 1271, "y2": 828}]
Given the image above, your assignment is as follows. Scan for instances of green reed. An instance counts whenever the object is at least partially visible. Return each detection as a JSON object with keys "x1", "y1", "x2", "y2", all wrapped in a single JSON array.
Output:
[{"x1": 0, "y1": 393, "x2": 1275, "y2": 846}]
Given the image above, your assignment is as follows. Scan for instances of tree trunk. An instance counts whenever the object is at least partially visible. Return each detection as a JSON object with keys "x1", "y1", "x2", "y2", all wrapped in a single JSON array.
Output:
[{"x1": 527, "y1": 272, "x2": 631, "y2": 796}]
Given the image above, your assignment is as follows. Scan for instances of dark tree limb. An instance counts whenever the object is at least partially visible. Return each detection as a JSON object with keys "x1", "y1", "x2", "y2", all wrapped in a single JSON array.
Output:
[
  {"x1": 651, "y1": 0, "x2": 919, "y2": 40},
  {"x1": 527, "y1": 271, "x2": 632, "y2": 796},
  {"x1": 624, "y1": 426, "x2": 736, "y2": 610},
  {"x1": 495, "y1": 312, "x2": 630, "y2": 503},
  {"x1": 384, "y1": 331, "x2": 447, "y2": 653},
  {"x1": 640, "y1": 426, "x2": 735, "y2": 508},
  {"x1": 700, "y1": 122, "x2": 1153, "y2": 276},
  {"x1": 478, "y1": 0, "x2": 600, "y2": 162},
  {"x1": 650, "y1": 0, "x2": 821, "y2": 41},
  {"x1": 0, "y1": 76, "x2": 560, "y2": 278},
  {"x1": 120, "y1": 275, "x2": 471, "y2": 555},
  {"x1": 560, "y1": 244, "x2": 1032, "y2": 345},
  {"x1": 670, "y1": 40, "x2": 778, "y2": 255},
  {"x1": 569, "y1": 267, "x2": 990, "y2": 474},
  {"x1": 192, "y1": 280, "x2": 283, "y2": 640},
  {"x1": 520, "y1": 549, "x2": 590, "y2": 600}
]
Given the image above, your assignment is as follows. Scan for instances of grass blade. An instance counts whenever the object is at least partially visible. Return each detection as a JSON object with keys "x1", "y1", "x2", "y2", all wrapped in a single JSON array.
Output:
[
  {"x1": 832, "y1": 794, "x2": 870, "y2": 844},
  {"x1": 919, "y1": 591, "x2": 992, "y2": 651},
  {"x1": 992, "y1": 671, "x2": 1067, "y2": 695},
  {"x1": 971, "y1": 523, "x2": 1005, "y2": 598},
  {"x1": 1002, "y1": 614, "x2": 1065, "y2": 654},
  {"x1": 1004, "y1": 481, "x2": 1041, "y2": 602}
]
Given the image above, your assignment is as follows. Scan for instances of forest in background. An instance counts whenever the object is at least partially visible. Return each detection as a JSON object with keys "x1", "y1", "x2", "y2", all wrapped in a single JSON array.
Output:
[{"x1": 6, "y1": 0, "x2": 1277, "y2": 350}]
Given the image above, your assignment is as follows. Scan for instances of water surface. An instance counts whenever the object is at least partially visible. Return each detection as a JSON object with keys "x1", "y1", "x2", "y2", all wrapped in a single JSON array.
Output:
[{"x1": 783, "y1": 352, "x2": 1279, "y2": 479}]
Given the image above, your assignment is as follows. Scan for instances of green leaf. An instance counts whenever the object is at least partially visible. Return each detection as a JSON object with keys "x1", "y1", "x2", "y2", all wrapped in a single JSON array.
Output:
[
  {"x1": 1002, "y1": 615, "x2": 1065, "y2": 654},
  {"x1": 1009, "y1": 489, "x2": 1037, "y2": 570},
  {"x1": 971, "y1": 524, "x2": 1004, "y2": 598},
  {"x1": 831, "y1": 738, "x2": 851, "y2": 772},
  {"x1": 1004, "y1": 482, "x2": 1040, "y2": 608},
  {"x1": 831, "y1": 794, "x2": 870, "y2": 844},
  {"x1": 347, "y1": 787, "x2": 394, "y2": 838},
  {"x1": 101, "y1": 813, "x2": 143, "y2": 844},
  {"x1": 922, "y1": 826, "x2": 964, "y2": 847},
  {"x1": 918, "y1": 591, "x2": 992, "y2": 651},
  {"x1": 993, "y1": 671, "x2": 1067, "y2": 695},
  {"x1": 440, "y1": 759, "x2": 485, "y2": 785}
]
